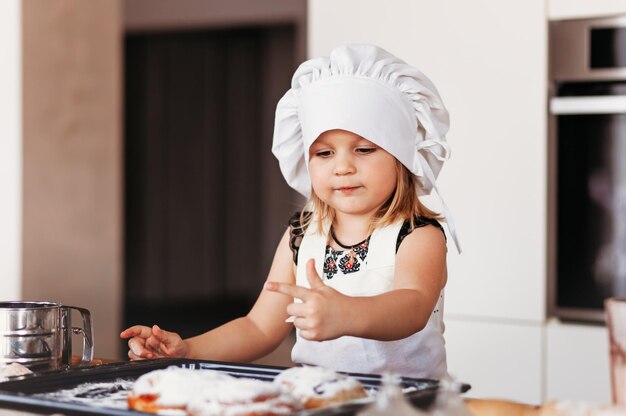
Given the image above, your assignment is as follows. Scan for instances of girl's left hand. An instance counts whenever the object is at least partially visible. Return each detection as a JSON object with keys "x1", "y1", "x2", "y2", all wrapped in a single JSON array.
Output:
[{"x1": 264, "y1": 259, "x2": 351, "y2": 341}]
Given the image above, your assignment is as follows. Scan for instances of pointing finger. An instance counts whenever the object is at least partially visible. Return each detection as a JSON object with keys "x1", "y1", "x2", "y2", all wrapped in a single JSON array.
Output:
[
  {"x1": 305, "y1": 259, "x2": 325, "y2": 289},
  {"x1": 264, "y1": 281, "x2": 311, "y2": 300},
  {"x1": 120, "y1": 325, "x2": 152, "y2": 339}
]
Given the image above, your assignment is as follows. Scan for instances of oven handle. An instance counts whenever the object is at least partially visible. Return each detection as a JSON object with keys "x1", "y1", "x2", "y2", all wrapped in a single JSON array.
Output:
[{"x1": 550, "y1": 95, "x2": 626, "y2": 115}]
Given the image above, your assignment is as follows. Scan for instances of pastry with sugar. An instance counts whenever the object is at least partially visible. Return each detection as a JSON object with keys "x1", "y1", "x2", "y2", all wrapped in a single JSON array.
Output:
[
  {"x1": 273, "y1": 365, "x2": 368, "y2": 409},
  {"x1": 187, "y1": 378, "x2": 301, "y2": 416},
  {"x1": 127, "y1": 367, "x2": 234, "y2": 414}
]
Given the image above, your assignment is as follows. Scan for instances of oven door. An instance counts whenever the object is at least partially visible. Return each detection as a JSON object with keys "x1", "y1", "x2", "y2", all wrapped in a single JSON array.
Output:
[{"x1": 549, "y1": 94, "x2": 626, "y2": 322}]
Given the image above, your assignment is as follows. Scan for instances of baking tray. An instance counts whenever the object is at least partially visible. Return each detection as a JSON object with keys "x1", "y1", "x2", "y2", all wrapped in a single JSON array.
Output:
[{"x1": 0, "y1": 359, "x2": 470, "y2": 415}]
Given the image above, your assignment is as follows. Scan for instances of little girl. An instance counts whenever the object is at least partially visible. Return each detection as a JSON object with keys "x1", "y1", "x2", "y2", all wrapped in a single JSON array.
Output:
[{"x1": 120, "y1": 44, "x2": 460, "y2": 379}]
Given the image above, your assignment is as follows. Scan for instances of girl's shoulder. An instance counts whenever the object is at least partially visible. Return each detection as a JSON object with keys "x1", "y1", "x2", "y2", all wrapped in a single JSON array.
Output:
[
  {"x1": 396, "y1": 216, "x2": 446, "y2": 253},
  {"x1": 288, "y1": 211, "x2": 313, "y2": 264}
]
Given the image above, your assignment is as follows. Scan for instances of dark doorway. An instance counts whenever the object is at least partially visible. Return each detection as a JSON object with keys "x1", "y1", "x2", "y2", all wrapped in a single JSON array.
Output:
[{"x1": 123, "y1": 26, "x2": 301, "y2": 339}]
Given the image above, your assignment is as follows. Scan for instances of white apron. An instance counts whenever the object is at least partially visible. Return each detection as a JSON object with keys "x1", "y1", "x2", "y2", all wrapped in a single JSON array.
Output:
[{"x1": 291, "y1": 219, "x2": 448, "y2": 379}]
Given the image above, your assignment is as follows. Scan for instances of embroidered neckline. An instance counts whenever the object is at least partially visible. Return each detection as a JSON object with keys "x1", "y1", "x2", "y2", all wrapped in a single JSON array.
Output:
[
  {"x1": 323, "y1": 236, "x2": 370, "y2": 279},
  {"x1": 330, "y1": 226, "x2": 370, "y2": 250}
]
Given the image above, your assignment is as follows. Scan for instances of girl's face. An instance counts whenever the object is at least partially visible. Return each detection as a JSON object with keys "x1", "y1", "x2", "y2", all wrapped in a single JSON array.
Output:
[{"x1": 308, "y1": 129, "x2": 397, "y2": 217}]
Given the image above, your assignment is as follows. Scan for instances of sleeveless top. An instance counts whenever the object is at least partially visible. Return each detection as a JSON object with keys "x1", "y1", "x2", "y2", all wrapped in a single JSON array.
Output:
[{"x1": 289, "y1": 215, "x2": 448, "y2": 379}]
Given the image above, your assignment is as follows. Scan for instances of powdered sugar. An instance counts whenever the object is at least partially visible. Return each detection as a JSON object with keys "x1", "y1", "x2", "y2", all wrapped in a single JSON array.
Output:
[
  {"x1": 188, "y1": 382, "x2": 299, "y2": 416},
  {"x1": 33, "y1": 378, "x2": 134, "y2": 409},
  {"x1": 188, "y1": 395, "x2": 296, "y2": 416},
  {"x1": 273, "y1": 366, "x2": 365, "y2": 400},
  {"x1": 199, "y1": 378, "x2": 283, "y2": 403},
  {"x1": 0, "y1": 363, "x2": 33, "y2": 382}
]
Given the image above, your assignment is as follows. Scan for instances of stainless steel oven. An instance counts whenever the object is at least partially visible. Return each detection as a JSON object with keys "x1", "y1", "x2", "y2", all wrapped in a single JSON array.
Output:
[{"x1": 549, "y1": 15, "x2": 626, "y2": 322}]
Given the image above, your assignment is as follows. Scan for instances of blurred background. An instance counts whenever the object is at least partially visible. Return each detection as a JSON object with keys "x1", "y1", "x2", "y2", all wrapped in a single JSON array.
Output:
[{"x1": 1, "y1": 0, "x2": 626, "y2": 407}]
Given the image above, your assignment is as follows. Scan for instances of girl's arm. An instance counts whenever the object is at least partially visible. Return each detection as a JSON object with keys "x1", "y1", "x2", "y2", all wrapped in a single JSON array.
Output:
[
  {"x1": 265, "y1": 224, "x2": 447, "y2": 342},
  {"x1": 121, "y1": 228, "x2": 296, "y2": 362},
  {"x1": 349, "y1": 224, "x2": 447, "y2": 340}
]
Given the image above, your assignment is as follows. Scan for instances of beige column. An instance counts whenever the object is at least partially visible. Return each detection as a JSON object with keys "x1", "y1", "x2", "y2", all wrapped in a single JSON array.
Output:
[{"x1": 22, "y1": 0, "x2": 123, "y2": 359}]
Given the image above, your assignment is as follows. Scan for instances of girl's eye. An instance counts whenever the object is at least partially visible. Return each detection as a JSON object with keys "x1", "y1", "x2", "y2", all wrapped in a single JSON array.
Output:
[
  {"x1": 356, "y1": 147, "x2": 376, "y2": 154},
  {"x1": 315, "y1": 150, "x2": 333, "y2": 158}
]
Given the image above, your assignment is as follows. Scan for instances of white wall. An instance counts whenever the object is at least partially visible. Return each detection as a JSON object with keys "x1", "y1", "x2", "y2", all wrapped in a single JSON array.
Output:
[{"x1": 0, "y1": 0, "x2": 22, "y2": 300}]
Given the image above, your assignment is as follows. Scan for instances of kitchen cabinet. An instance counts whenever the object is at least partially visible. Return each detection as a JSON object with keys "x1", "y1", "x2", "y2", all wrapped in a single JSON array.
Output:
[
  {"x1": 445, "y1": 318, "x2": 612, "y2": 404},
  {"x1": 445, "y1": 318, "x2": 543, "y2": 404},
  {"x1": 545, "y1": 320, "x2": 611, "y2": 403}
]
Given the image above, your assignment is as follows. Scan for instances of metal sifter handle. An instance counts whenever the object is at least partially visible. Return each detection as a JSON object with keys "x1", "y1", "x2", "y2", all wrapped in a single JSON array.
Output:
[{"x1": 66, "y1": 306, "x2": 94, "y2": 365}]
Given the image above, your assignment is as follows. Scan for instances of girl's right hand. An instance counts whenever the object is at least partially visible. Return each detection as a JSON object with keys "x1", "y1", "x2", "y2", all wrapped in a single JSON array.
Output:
[{"x1": 120, "y1": 325, "x2": 188, "y2": 360}]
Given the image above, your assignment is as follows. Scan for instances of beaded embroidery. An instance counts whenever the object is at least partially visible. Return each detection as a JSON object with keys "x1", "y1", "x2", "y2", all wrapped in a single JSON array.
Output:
[{"x1": 323, "y1": 237, "x2": 370, "y2": 280}]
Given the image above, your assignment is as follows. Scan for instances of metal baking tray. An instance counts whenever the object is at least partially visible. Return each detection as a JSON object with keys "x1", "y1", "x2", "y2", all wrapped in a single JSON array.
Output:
[{"x1": 0, "y1": 359, "x2": 470, "y2": 415}]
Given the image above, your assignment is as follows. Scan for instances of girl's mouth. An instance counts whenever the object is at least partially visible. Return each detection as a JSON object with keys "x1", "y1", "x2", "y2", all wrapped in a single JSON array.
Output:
[{"x1": 336, "y1": 186, "x2": 360, "y2": 194}]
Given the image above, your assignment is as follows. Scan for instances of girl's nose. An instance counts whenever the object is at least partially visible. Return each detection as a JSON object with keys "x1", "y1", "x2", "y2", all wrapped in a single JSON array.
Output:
[{"x1": 333, "y1": 153, "x2": 356, "y2": 176}]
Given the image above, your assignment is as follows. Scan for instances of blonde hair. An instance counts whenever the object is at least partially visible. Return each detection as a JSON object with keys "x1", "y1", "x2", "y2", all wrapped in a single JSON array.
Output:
[{"x1": 299, "y1": 159, "x2": 441, "y2": 235}]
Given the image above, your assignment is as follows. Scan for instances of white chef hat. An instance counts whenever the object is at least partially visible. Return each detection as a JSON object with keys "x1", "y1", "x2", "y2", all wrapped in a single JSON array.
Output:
[{"x1": 272, "y1": 44, "x2": 460, "y2": 252}]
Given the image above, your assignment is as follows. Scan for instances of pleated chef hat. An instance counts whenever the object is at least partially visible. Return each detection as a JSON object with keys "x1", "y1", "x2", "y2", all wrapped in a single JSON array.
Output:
[{"x1": 272, "y1": 44, "x2": 460, "y2": 252}]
